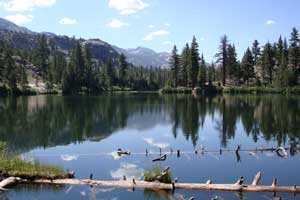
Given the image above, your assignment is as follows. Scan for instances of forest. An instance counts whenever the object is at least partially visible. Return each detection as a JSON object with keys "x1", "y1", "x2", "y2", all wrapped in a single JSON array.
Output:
[{"x1": 1, "y1": 28, "x2": 300, "y2": 95}]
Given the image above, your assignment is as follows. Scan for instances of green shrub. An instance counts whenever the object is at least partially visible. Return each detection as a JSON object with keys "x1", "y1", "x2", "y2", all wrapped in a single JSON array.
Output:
[
  {"x1": 144, "y1": 167, "x2": 172, "y2": 183},
  {"x1": 159, "y1": 86, "x2": 192, "y2": 94}
]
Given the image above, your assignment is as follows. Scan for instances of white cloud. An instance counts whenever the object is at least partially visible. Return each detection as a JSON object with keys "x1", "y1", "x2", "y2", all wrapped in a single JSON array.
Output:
[
  {"x1": 148, "y1": 24, "x2": 155, "y2": 28},
  {"x1": 110, "y1": 163, "x2": 143, "y2": 180},
  {"x1": 266, "y1": 20, "x2": 276, "y2": 25},
  {"x1": 108, "y1": 0, "x2": 148, "y2": 15},
  {"x1": 110, "y1": 151, "x2": 121, "y2": 159},
  {"x1": 3, "y1": 0, "x2": 56, "y2": 11},
  {"x1": 143, "y1": 30, "x2": 170, "y2": 41},
  {"x1": 80, "y1": 191, "x2": 86, "y2": 196},
  {"x1": 120, "y1": 9, "x2": 137, "y2": 15},
  {"x1": 164, "y1": 23, "x2": 170, "y2": 27},
  {"x1": 60, "y1": 154, "x2": 78, "y2": 162},
  {"x1": 4, "y1": 14, "x2": 33, "y2": 25},
  {"x1": 162, "y1": 41, "x2": 171, "y2": 45},
  {"x1": 59, "y1": 17, "x2": 77, "y2": 25},
  {"x1": 143, "y1": 137, "x2": 170, "y2": 148},
  {"x1": 106, "y1": 19, "x2": 129, "y2": 28},
  {"x1": 199, "y1": 37, "x2": 206, "y2": 41}
]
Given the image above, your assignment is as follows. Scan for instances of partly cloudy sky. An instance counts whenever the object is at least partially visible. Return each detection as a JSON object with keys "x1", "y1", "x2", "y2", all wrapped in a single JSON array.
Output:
[{"x1": 0, "y1": 0, "x2": 299, "y2": 59}]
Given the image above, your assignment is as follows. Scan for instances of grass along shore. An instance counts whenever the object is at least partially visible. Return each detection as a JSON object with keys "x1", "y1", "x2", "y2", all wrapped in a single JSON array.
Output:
[
  {"x1": 223, "y1": 86, "x2": 300, "y2": 94},
  {"x1": 159, "y1": 85, "x2": 300, "y2": 95},
  {"x1": 0, "y1": 142, "x2": 71, "y2": 180}
]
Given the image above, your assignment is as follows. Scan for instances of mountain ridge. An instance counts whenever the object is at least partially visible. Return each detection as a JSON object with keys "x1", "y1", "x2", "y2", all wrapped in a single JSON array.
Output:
[
  {"x1": 0, "y1": 18, "x2": 169, "y2": 68},
  {"x1": 113, "y1": 45, "x2": 170, "y2": 68}
]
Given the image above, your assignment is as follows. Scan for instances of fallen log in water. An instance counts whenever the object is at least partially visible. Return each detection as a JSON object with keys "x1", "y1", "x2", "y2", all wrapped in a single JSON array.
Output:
[
  {"x1": 17, "y1": 176, "x2": 300, "y2": 193},
  {"x1": 152, "y1": 154, "x2": 167, "y2": 162},
  {"x1": 0, "y1": 177, "x2": 21, "y2": 190},
  {"x1": 32, "y1": 146, "x2": 300, "y2": 158},
  {"x1": 117, "y1": 149, "x2": 131, "y2": 156},
  {"x1": 276, "y1": 147, "x2": 288, "y2": 158}
]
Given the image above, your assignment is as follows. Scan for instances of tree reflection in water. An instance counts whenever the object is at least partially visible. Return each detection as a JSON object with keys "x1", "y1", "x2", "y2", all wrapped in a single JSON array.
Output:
[{"x1": 0, "y1": 94, "x2": 299, "y2": 153}]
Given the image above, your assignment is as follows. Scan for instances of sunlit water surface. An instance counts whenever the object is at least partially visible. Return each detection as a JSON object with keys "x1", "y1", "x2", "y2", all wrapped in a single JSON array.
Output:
[{"x1": 0, "y1": 94, "x2": 300, "y2": 200}]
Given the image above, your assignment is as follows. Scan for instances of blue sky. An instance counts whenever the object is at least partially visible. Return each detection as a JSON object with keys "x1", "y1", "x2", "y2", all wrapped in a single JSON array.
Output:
[{"x1": 0, "y1": 0, "x2": 299, "y2": 60}]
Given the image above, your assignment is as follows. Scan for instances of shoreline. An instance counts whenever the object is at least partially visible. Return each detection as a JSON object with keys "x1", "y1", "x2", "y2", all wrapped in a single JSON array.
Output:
[{"x1": 1, "y1": 86, "x2": 300, "y2": 97}]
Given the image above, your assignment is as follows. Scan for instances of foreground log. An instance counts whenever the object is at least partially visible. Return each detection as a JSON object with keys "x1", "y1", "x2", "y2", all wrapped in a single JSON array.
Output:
[
  {"x1": 0, "y1": 177, "x2": 21, "y2": 190},
  {"x1": 18, "y1": 178, "x2": 300, "y2": 193},
  {"x1": 2, "y1": 172, "x2": 300, "y2": 194}
]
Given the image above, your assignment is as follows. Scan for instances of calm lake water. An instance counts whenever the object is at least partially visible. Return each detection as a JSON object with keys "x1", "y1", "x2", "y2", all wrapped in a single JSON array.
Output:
[{"x1": 1, "y1": 94, "x2": 300, "y2": 200}]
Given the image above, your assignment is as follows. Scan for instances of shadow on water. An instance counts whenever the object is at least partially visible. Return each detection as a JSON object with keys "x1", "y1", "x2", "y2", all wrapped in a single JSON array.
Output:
[{"x1": 0, "y1": 94, "x2": 300, "y2": 153}]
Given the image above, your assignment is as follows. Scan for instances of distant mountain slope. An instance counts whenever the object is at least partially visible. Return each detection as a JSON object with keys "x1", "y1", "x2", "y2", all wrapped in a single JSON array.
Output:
[
  {"x1": 0, "y1": 18, "x2": 170, "y2": 68},
  {"x1": 0, "y1": 18, "x2": 120, "y2": 65},
  {"x1": 113, "y1": 46, "x2": 170, "y2": 68},
  {"x1": 0, "y1": 18, "x2": 33, "y2": 34}
]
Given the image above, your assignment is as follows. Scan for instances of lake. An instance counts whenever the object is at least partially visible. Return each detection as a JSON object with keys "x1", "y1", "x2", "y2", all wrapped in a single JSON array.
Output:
[{"x1": 0, "y1": 94, "x2": 300, "y2": 200}]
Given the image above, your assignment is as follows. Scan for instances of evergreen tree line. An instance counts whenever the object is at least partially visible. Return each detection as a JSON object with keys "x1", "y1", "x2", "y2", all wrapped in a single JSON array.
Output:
[
  {"x1": 169, "y1": 28, "x2": 300, "y2": 89},
  {"x1": 0, "y1": 35, "x2": 169, "y2": 94},
  {"x1": 0, "y1": 40, "x2": 28, "y2": 93},
  {"x1": 2, "y1": 28, "x2": 300, "y2": 95}
]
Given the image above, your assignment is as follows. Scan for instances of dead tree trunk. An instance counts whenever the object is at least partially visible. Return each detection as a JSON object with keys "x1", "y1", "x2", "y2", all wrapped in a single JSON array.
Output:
[{"x1": 16, "y1": 174, "x2": 300, "y2": 194}]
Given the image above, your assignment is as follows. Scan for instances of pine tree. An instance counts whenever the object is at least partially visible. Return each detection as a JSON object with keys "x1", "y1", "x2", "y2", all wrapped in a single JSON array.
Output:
[
  {"x1": 277, "y1": 36, "x2": 284, "y2": 66},
  {"x1": 33, "y1": 34, "x2": 50, "y2": 79},
  {"x1": 119, "y1": 53, "x2": 128, "y2": 88},
  {"x1": 50, "y1": 48, "x2": 66, "y2": 84},
  {"x1": 169, "y1": 45, "x2": 180, "y2": 87},
  {"x1": 252, "y1": 40, "x2": 261, "y2": 63},
  {"x1": 84, "y1": 45, "x2": 95, "y2": 91},
  {"x1": 216, "y1": 35, "x2": 229, "y2": 85},
  {"x1": 0, "y1": 40, "x2": 4, "y2": 81},
  {"x1": 104, "y1": 59, "x2": 115, "y2": 87},
  {"x1": 275, "y1": 38, "x2": 289, "y2": 87},
  {"x1": 180, "y1": 43, "x2": 190, "y2": 87},
  {"x1": 62, "y1": 41, "x2": 85, "y2": 93},
  {"x1": 227, "y1": 44, "x2": 238, "y2": 80},
  {"x1": 4, "y1": 47, "x2": 17, "y2": 91},
  {"x1": 261, "y1": 42, "x2": 275, "y2": 84},
  {"x1": 62, "y1": 61, "x2": 77, "y2": 94},
  {"x1": 188, "y1": 36, "x2": 200, "y2": 88},
  {"x1": 240, "y1": 48, "x2": 254, "y2": 85},
  {"x1": 251, "y1": 40, "x2": 261, "y2": 83},
  {"x1": 197, "y1": 54, "x2": 206, "y2": 87},
  {"x1": 20, "y1": 64, "x2": 28, "y2": 91},
  {"x1": 288, "y1": 27, "x2": 300, "y2": 86},
  {"x1": 207, "y1": 64, "x2": 213, "y2": 86},
  {"x1": 74, "y1": 41, "x2": 86, "y2": 85}
]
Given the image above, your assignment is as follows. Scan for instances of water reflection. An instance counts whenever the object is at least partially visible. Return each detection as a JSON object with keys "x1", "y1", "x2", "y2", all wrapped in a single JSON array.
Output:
[
  {"x1": 110, "y1": 162, "x2": 143, "y2": 180},
  {"x1": 0, "y1": 94, "x2": 300, "y2": 153}
]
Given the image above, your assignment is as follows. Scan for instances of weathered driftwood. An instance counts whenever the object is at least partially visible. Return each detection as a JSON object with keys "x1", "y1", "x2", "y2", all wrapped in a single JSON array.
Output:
[
  {"x1": 251, "y1": 171, "x2": 261, "y2": 186},
  {"x1": 12, "y1": 172, "x2": 299, "y2": 194},
  {"x1": 276, "y1": 147, "x2": 288, "y2": 158},
  {"x1": 33, "y1": 146, "x2": 300, "y2": 158},
  {"x1": 152, "y1": 154, "x2": 167, "y2": 162},
  {"x1": 117, "y1": 149, "x2": 130, "y2": 156},
  {"x1": 19, "y1": 179, "x2": 300, "y2": 193},
  {"x1": 0, "y1": 177, "x2": 21, "y2": 190},
  {"x1": 234, "y1": 177, "x2": 244, "y2": 185},
  {"x1": 144, "y1": 146, "x2": 298, "y2": 157}
]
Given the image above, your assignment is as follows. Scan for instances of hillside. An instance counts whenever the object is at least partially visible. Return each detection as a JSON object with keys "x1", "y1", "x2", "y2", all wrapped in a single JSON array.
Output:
[
  {"x1": 0, "y1": 18, "x2": 120, "y2": 65},
  {"x1": 0, "y1": 18, "x2": 169, "y2": 68},
  {"x1": 113, "y1": 46, "x2": 170, "y2": 68}
]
